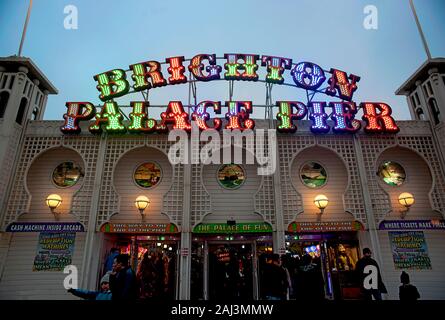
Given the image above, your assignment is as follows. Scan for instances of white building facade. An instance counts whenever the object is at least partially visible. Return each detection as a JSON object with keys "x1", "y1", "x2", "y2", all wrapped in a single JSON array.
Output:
[{"x1": 0, "y1": 57, "x2": 445, "y2": 300}]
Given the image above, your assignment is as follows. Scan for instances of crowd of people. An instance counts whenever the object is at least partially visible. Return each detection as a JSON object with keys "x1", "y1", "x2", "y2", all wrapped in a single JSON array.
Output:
[
  {"x1": 67, "y1": 247, "x2": 421, "y2": 301},
  {"x1": 259, "y1": 248, "x2": 421, "y2": 301},
  {"x1": 68, "y1": 247, "x2": 175, "y2": 301}
]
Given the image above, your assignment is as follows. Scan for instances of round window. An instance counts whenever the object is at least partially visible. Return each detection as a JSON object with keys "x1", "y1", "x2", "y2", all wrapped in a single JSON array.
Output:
[
  {"x1": 378, "y1": 161, "x2": 406, "y2": 186},
  {"x1": 217, "y1": 164, "x2": 246, "y2": 189},
  {"x1": 52, "y1": 162, "x2": 83, "y2": 188},
  {"x1": 300, "y1": 162, "x2": 328, "y2": 188},
  {"x1": 134, "y1": 162, "x2": 162, "y2": 188}
]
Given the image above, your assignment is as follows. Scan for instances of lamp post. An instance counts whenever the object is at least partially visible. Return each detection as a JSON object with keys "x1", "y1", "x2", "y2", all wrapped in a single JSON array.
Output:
[
  {"x1": 398, "y1": 192, "x2": 415, "y2": 219},
  {"x1": 46, "y1": 194, "x2": 62, "y2": 217},
  {"x1": 135, "y1": 195, "x2": 150, "y2": 216},
  {"x1": 314, "y1": 194, "x2": 329, "y2": 214}
]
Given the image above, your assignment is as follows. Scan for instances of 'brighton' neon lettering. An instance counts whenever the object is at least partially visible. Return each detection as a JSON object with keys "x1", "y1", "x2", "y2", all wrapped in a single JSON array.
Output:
[{"x1": 60, "y1": 52, "x2": 399, "y2": 135}]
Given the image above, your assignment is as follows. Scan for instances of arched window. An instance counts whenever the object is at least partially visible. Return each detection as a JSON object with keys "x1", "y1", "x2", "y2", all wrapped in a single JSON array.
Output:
[
  {"x1": 429, "y1": 98, "x2": 440, "y2": 125},
  {"x1": 0, "y1": 91, "x2": 10, "y2": 118},
  {"x1": 31, "y1": 107, "x2": 39, "y2": 120},
  {"x1": 416, "y1": 108, "x2": 425, "y2": 120},
  {"x1": 15, "y1": 97, "x2": 28, "y2": 125}
]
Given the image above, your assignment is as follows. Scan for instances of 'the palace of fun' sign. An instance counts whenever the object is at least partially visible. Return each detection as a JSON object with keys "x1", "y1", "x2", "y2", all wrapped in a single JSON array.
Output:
[{"x1": 60, "y1": 53, "x2": 400, "y2": 135}]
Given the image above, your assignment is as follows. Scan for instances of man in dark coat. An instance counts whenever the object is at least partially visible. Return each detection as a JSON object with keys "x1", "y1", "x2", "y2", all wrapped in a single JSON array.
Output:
[
  {"x1": 109, "y1": 254, "x2": 137, "y2": 301},
  {"x1": 261, "y1": 254, "x2": 288, "y2": 300},
  {"x1": 355, "y1": 248, "x2": 387, "y2": 300}
]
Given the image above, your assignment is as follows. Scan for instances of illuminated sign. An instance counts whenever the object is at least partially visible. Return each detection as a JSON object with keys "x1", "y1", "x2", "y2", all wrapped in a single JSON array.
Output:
[
  {"x1": 100, "y1": 223, "x2": 179, "y2": 233},
  {"x1": 61, "y1": 53, "x2": 399, "y2": 135},
  {"x1": 6, "y1": 222, "x2": 85, "y2": 233},
  {"x1": 193, "y1": 222, "x2": 273, "y2": 234},
  {"x1": 379, "y1": 220, "x2": 445, "y2": 230},
  {"x1": 288, "y1": 221, "x2": 364, "y2": 233}
]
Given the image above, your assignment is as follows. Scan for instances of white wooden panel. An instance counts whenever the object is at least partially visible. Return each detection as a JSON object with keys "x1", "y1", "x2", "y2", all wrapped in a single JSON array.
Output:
[
  {"x1": 111, "y1": 147, "x2": 173, "y2": 224},
  {"x1": 377, "y1": 147, "x2": 442, "y2": 220},
  {"x1": 202, "y1": 163, "x2": 263, "y2": 223},
  {"x1": 291, "y1": 146, "x2": 354, "y2": 222},
  {"x1": 378, "y1": 230, "x2": 445, "y2": 300},
  {"x1": 24, "y1": 147, "x2": 84, "y2": 222},
  {"x1": 0, "y1": 232, "x2": 85, "y2": 300}
]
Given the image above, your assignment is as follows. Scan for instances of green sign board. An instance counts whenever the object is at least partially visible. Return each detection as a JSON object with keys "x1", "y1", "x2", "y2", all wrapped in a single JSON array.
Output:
[{"x1": 193, "y1": 222, "x2": 273, "y2": 234}]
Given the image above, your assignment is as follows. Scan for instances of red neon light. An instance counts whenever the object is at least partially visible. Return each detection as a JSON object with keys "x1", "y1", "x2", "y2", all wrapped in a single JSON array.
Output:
[
  {"x1": 325, "y1": 69, "x2": 360, "y2": 101},
  {"x1": 129, "y1": 61, "x2": 167, "y2": 91},
  {"x1": 61, "y1": 102, "x2": 96, "y2": 134},
  {"x1": 224, "y1": 101, "x2": 255, "y2": 130},
  {"x1": 157, "y1": 101, "x2": 192, "y2": 132},
  {"x1": 166, "y1": 56, "x2": 188, "y2": 85},
  {"x1": 361, "y1": 102, "x2": 399, "y2": 133}
]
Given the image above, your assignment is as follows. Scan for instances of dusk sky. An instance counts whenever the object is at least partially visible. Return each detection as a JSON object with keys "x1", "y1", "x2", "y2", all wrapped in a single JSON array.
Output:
[{"x1": 1, "y1": 0, "x2": 445, "y2": 120}]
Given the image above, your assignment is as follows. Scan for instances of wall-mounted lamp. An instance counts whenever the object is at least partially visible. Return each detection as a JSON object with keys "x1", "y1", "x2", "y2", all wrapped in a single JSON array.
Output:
[
  {"x1": 135, "y1": 195, "x2": 150, "y2": 215},
  {"x1": 398, "y1": 192, "x2": 415, "y2": 218},
  {"x1": 46, "y1": 194, "x2": 62, "y2": 217},
  {"x1": 314, "y1": 194, "x2": 329, "y2": 214}
]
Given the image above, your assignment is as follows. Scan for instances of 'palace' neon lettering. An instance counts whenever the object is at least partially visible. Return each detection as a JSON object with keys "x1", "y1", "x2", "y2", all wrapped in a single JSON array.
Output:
[{"x1": 63, "y1": 52, "x2": 400, "y2": 136}]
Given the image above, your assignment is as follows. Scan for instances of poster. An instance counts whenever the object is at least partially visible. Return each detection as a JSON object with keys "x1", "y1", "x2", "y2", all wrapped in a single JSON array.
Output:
[
  {"x1": 33, "y1": 232, "x2": 76, "y2": 272},
  {"x1": 389, "y1": 231, "x2": 432, "y2": 270}
]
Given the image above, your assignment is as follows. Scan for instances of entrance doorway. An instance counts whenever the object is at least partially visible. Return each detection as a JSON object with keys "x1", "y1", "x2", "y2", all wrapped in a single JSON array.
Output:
[
  {"x1": 101, "y1": 234, "x2": 180, "y2": 300},
  {"x1": 191, "y1": 235, "x2": 273, "y2": 300},
  {"x1": 285, "y1": 233, "x2": 360, "y2": 300},
  {"x1": 208, "y1": 242, "x2": 255, "y2": 300}
]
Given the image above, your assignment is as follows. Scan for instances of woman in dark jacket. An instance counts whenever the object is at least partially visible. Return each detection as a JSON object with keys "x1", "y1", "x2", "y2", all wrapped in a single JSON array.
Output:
[{"x1": 399, "y1": 271, "x2": 420, "y2": 301}]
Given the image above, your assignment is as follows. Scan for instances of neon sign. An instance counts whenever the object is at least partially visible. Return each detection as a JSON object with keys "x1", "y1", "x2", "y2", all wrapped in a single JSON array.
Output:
[{"x1": 60, "y1": 52, "x2": 399, "y2": 135}]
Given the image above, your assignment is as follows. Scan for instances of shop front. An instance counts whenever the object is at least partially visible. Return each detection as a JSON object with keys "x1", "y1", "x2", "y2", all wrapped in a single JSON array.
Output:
[
  {"x1": 190, "y1": 222, "x2": 273, "y2": 300},
  {"x1": 100, "y1": 222, "x2": 180, "y2": 300},
  {"x1": 285, "y1": 221, "x2": 364, "y2": 300}
]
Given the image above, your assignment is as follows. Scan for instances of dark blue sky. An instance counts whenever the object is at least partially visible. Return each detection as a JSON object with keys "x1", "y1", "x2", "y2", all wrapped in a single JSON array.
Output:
[{"x1": 1, "y1": 0, "x2": 444, "y2": 120}]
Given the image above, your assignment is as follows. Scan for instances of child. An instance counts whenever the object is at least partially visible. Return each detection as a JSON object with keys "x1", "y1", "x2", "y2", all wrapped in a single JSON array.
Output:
[
  {"x1": 68, "y1": 272, "x2": 112, "y2": 300},
  {"x1": 399, "y1": 271, "x2": 420, "y2": 301}
]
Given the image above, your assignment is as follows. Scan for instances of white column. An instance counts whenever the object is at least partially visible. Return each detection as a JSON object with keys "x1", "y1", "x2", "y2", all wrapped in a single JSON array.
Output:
[
  {"x1": 178, "y1": 138, "x2": 192, "y2": 299},
  {"x1": 352, "y1": 135, "x2": 384, "y2": 269},
  {"x1": 272, "y1": 135, "x2": 286, "y2": 254},
  {"x1": 79, "y1": 134, "x2": 107, "y2": 289}
]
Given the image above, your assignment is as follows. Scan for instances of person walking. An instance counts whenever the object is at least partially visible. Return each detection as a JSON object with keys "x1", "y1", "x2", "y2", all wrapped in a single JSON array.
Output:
[
  {"x1": 104, "y1": 248, "x2": 119, "y2": 274},
  {"x1": 399, "y1": 271, "x2": 420, "y2": 301},
  {"x1": 67, "y1": 272, "x2": 112, "y2": 300},
  {"x1": 109, "y1": 254, "x2": 137, "y2": 301},
  {"x1": 355, "y1": 248, "x2": 387, "y2": 301},
  {"x1": 262, "y1": 254, "x2": 288, "y2": 300}
]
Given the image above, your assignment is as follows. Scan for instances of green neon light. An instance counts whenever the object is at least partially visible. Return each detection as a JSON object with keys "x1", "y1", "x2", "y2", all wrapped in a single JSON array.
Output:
[
  {"x1": 131, "y1": 64, "x2": 147, "y2": 90},
  {"x1": 94, "y1": 69, "x2": 129, "y2": 102},
  {"x1": 277, "y1": 102, "x2": 292, "y2": 130},
  {"x1": 128, "y1": 102, "x2": 157, "y2": 132},
  {"x1": 89, "y1": 101, "x2": 126, "y2": 133}
]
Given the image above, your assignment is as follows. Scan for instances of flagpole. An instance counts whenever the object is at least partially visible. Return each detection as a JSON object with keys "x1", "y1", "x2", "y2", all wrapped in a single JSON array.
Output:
[
  {"x1": 409, "y1": 0, "x2": 432, "y2": 60},
  {"x1": 18, "y1": 0, "x2": 33, "y2": 56}
]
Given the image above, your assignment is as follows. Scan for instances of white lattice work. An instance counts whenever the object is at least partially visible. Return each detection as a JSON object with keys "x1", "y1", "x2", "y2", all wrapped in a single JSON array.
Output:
[
  {"x1": 359, "y1": 134, "x2": 445, "y2": 222},
  {"x1": 2, "y1": 135, "x2": 100, "y2": 229},
  {"x1": 190, "y1": 164, "x2": 212, "y2": 227},
  {"x1": 254, "y1": 175, "x2": 276, "y2": 226},
  {"x1": 63, "y1": 136, "x2": 100, "y2": 225},
  {"x1": 277, "y1": 135, "x2": 310, "y2": 226},
  {"x1": 314, "y1": 135, "x2": 367, "y2": 225},
  {"x1": 278, "y1": 134, "x2": 367, "y2": 227},
  {"x1": 359, "y1": 136, "x2": 396, "y2": 223},
  {"x1": 96, "y1": 136, "x2": 184, "y2": 228},
  {"x1": 253, "y1": 132, "x2": 276, "y2": 226},
  {"x1": 397, "y1": 135, "x2": 445, "y2": 215},
  {"x1": 0, "y1": 124, "x2": 22, "y2": 217}
]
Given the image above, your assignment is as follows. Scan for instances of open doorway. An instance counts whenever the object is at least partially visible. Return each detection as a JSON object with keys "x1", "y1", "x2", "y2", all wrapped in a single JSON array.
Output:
[{"x1": 208, "y1": 242, "x2": 254, "y2": 300}]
